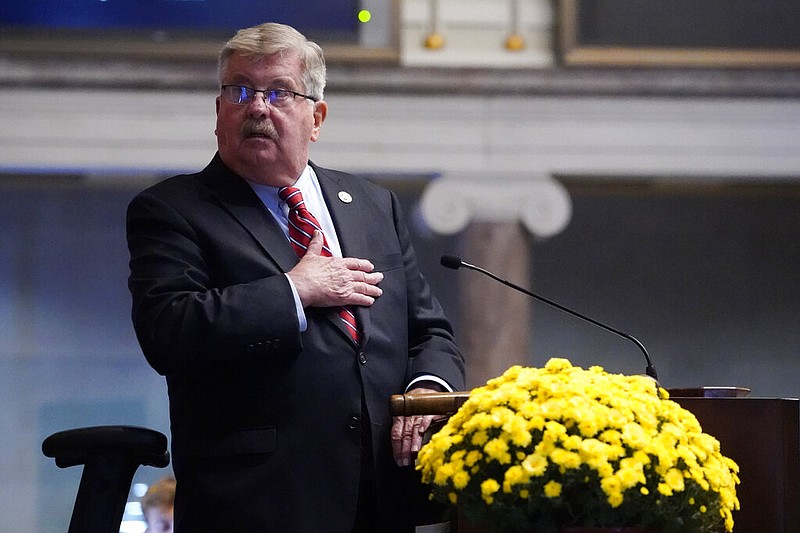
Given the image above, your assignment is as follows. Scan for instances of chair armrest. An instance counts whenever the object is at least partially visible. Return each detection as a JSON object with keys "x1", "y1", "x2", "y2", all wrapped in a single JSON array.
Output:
[{"x1": 42, "y1": 425, "x2": 169, "y2": 469}]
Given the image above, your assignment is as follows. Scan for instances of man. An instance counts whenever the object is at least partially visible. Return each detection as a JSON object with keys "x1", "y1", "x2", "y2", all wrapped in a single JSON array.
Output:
[{"x1": 127, "y1": 22, "x2": 465, "y2": 532}]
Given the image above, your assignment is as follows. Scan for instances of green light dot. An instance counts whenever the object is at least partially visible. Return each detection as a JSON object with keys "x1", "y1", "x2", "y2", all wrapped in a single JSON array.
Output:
[{"x1": 358, "y1": 10, "x2": 372, "y2": 23}]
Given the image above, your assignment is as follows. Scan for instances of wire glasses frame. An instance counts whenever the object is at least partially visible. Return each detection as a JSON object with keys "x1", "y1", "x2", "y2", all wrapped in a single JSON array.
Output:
[{"x1": 220, "y1": 85, "x2": 318, "y2": 107}]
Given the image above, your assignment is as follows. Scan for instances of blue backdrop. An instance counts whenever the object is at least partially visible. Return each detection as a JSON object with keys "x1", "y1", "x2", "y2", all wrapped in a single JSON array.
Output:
[{"x1": 0, "y1": 0, "x2": 358, "y2": 38}]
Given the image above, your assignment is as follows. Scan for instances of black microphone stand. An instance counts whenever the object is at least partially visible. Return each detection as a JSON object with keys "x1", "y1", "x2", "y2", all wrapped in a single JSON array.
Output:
[{"x1": 442, "y1": 255, "x2": 658, "y2": 381}]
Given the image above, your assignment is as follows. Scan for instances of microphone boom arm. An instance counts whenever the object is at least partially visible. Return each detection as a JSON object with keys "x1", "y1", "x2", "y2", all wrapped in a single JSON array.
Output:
[{"x1": 457, "y1": 259, "x2": 658, "y2": 381}]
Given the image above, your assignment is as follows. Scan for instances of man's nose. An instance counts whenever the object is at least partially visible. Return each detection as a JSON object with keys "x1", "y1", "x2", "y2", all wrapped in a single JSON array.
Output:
[{"x1": 246, "y1": 95, "x2": 271, "y2": 116}]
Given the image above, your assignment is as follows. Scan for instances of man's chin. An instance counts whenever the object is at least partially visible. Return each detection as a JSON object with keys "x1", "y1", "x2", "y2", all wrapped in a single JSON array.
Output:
[{"x1": 237, "y1": 140, "x2": 280, "y2": 164}]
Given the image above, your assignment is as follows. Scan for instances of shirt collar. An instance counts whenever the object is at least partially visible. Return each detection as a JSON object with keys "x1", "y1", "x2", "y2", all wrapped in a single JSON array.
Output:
[{"x1": 246, "y1": 165, "x2": 314, "y2": 216}]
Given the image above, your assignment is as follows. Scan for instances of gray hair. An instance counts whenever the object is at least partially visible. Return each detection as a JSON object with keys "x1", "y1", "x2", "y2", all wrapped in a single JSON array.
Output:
[{"x1": 218, "y1": 22, "x2": 326, "y2": 101}]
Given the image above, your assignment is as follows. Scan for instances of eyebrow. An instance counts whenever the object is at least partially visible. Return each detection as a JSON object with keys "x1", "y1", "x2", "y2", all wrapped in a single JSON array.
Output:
[{"x1": 225, "y1": 74, "x2": 299, "y2": 89}]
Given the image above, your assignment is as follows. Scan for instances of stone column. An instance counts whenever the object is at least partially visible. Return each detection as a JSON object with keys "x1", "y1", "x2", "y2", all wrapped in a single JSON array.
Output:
[
  {"x1": 460, "y1": 221, "x2": 532, "y2": 388},
  {"x1": 419, "y1": 174, "x2": 572, "y2": 388}
]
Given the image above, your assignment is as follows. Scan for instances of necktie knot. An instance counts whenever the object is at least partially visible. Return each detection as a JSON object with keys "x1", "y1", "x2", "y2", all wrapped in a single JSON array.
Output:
[{"x1": 278, "y1": 186, "x2": 305, "y2": 211}]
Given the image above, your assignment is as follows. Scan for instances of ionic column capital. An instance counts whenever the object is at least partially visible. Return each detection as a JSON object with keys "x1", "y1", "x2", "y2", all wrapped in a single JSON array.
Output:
[{"x1": 419, "y1": 173, "x2": 572, "y2": 237}]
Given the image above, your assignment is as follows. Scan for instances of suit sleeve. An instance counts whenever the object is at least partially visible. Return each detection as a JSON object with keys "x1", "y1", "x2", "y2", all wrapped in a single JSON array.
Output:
[
  {"x1": 126, "y1": 185, "x2": 302, "y2": 376},
  {"x1": 388, "y1": 191, "x2": 466, "y2": 392}
]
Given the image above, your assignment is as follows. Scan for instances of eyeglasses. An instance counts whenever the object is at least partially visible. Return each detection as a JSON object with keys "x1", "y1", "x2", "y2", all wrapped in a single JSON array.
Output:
[{"x1": 220, "y1": 85, "x2": 318, "y2": 107}]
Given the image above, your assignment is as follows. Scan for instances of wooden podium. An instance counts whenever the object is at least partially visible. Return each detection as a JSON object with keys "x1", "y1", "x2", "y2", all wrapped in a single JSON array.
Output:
[
  {"x1": 390, "y1": 389, "x2": 800, "y2": 533},
  {"x1": 671, "y1": 393, "x2": 800, "y2": 533}
]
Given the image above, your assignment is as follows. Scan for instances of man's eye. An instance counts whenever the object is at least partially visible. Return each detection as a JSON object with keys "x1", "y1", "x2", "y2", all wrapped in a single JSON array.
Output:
[{"x1": 234, "y1": 87, "x2": 253, "y2": 101}]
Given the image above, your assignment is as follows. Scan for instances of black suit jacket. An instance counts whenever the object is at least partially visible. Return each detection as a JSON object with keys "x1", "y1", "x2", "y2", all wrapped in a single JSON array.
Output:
[{"x1": 127, "y1": 154, "x2": 465, "y2": 532}]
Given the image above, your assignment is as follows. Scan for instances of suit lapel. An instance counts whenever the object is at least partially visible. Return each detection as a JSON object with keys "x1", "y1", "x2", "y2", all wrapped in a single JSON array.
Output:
[
  {"x1": 315, "y1": 165, "x2": 369, "y2": 258},
  {"x1": 315, "y1": 164, "x2": 373, "y2": 346},
  {"x1": 200, "y1": 155, "x2": 299, "y2": 273}
]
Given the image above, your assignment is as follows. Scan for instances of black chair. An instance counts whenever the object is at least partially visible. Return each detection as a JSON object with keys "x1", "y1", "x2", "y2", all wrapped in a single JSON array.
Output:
[{"x1": 42, "y1": 425, "x2": 170, "y2": 533}]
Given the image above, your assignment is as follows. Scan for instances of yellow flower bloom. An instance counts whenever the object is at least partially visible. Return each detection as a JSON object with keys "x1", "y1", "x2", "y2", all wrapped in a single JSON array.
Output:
[
  {"x1": 550, "y1": 448, "x2": 582, "y2": 470},
  {"x1": 452, "y1": 469, "x2": 470, "y2": 490},
  {"x1": 471, "y1": 430, "x2": 489, "y2": 447},
  {"x1": 543, "y1": 480, "x2": 562, "y2": 498},
  {"x1": 465, "y1": 449, "x2": 482, "y2": 467},
  {"x1": 504, "y1": 415, "x2": 533, "y2": 447},
  {"x1": 544, "y1": 358, "x2": 572, "y2": 372},
  {"x1": 522, "y1": 452, "x2": 548, "y2": 477},
  {"x1": 599, "y1": 474, "x2": 625, "y2": 507},
  {"x1": 616, "y1": 466, "x2": 645, "y2": 490},
  {"x1": 484, "y1": 438, "x2": 512, "y2": 464},
  {"x1": 621, "y1": 422, "x2": 649, "y2": 449},
  {"x1": 503, "y1": 465, "x2": 525, "y2": 485},
  {"x1": 481, "y1": 478, "x2": 500, "y2": 505},
  {"x1": 664, "y1": 468, "x2": 685, "y2": 492}
]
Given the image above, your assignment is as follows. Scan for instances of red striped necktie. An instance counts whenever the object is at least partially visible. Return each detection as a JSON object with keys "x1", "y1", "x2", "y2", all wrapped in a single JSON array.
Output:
[{"x1": 279, "y1": 186, "x2": 360, "y2": 344}]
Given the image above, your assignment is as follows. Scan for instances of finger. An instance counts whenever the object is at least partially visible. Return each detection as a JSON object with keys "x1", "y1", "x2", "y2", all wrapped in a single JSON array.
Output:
[
  {"x1": 417, "y1": 414, "x2": 435, "y2": 435},
  {"x1": 357, "y1": 282, "x2": 383, "y2": 298},
  {"x1": 341, "y1": 281, "x2": 383, "y2": 307},
  {"x1": 410, "y1": 416, "x2": 427, "y2": 454},
  {"x1": 394, "y1": 415, "x2": 415, "y2": 466},
  {"x1": 346, "y1": 270, "x2": 382, "y2": 288},
  {"x1": 391, "y1": 416, "x2": 409, "y2": 466},
  {"x1": 402, "y1": 415, "x2": 422, "y2": 462},
  {"x1": 342, "y1": 257, "x2": 375, "y2": 273},
  {"x1": 361, "y1": 271, "x2": 384, "y2": 285},
  {"x1": 304, "y1": 230, "x2": 324, "y2": 257}
]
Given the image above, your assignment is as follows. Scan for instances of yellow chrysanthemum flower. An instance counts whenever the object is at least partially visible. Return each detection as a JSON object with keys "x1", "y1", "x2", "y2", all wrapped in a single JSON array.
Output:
[
  {"x1": 543, "y1": 480, "x2": 562, "y2": 498},
  {"x1": 480, "y1": 478, "x2": 500, "y2": 505},
  {"x1": 416, "y1": 359, "x2": 740, "y2": 533}
]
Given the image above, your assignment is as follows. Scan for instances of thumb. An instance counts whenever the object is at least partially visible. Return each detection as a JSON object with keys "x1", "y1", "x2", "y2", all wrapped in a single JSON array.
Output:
[{"x1": 304, "y1": 230, "x2": 325, "y2": 257}]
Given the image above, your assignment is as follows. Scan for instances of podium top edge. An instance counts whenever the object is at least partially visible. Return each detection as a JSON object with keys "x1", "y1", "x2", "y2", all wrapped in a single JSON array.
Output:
[{"x1": 667, "y1": 386, "x2": 751, "y2": 398}]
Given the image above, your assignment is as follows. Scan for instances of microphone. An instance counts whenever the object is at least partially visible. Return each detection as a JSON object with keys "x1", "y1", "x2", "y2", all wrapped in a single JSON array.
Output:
[{"x1": 440, "y1": 255, "x2": 658, "y2": 381}]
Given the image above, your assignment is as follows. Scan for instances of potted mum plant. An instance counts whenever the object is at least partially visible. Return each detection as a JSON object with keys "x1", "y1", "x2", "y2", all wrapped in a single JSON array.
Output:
[{"x1": 416, "y1": 358, "x2": 740, "y2": 533}]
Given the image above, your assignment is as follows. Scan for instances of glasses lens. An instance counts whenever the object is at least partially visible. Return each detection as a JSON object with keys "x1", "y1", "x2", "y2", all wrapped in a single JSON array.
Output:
[
  {"x1": 267, "y1": 89, "x2": 293, "y2": 107},
  {"x1": 223, "y1": 86, "x2": 253, "y2": 105}
]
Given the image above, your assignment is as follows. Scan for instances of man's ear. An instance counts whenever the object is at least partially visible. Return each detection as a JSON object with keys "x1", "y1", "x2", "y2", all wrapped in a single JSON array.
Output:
[
  {"x1": 310, "y1": 100, "x2": 328, "y2": 142},
  {"x1": 214, "y1": 97, "x2": 221, "y2": 136}
]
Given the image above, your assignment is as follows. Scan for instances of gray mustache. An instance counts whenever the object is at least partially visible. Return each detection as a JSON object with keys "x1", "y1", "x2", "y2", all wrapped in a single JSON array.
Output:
[{"x1": 241, "y1": 120, "x2": 278, "y2": 139}]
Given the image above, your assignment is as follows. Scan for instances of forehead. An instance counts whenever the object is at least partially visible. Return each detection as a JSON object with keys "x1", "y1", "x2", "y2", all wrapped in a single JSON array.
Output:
[{"x1": 222, "y1": 51, "x2": 304, "y2": 87}]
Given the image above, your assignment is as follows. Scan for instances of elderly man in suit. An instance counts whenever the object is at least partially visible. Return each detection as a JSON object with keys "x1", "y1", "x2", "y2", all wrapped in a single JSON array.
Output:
[{"x1": 126, "y1": 22, "x2": 465, "y2": 533}]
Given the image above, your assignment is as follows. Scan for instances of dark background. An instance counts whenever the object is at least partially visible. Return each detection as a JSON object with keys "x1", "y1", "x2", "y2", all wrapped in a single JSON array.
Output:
[
  {"x1": 575, "y1": 0, "x2": 800, "y2": 49},
  {"x1": 0, "y1": 0, "x2": 359, "y2": 41}
]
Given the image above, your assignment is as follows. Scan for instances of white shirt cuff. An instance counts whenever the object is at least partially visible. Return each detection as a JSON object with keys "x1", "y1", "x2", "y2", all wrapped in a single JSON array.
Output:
[
  {"x1": 406, "y1": 375, "x2": 454, "y2": 393},
  {"x1": 284, "y1": 274, "x2": 307, "y2": 332}
]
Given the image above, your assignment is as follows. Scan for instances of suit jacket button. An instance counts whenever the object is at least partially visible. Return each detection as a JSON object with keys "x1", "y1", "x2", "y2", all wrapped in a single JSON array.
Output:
[
  {"x1": 348, "y1": 416, "x2": 360, "y2": 430},
  {"x1": 358, "y1": 352, "x2": 367, "y2": 364}
]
